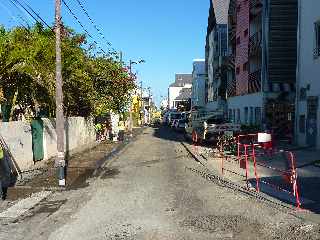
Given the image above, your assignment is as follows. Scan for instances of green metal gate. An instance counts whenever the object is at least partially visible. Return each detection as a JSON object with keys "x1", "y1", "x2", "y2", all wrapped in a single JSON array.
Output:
[{"x1": 31, "y1": 119, "x2": 44, "y2": 162}]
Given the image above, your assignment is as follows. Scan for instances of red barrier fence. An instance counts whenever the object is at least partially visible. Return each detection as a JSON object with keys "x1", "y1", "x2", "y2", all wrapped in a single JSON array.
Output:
[{"x1": 221, "y1": 133, "x2": 301, "y2": 209}]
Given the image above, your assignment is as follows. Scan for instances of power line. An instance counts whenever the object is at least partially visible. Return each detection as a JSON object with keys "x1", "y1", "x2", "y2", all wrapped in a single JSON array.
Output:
[
  {"x1": 10, "y1": 0, "x2": 44, "y2": 27},
  {"x1": 6, "y1": 0, "x2": 33, "y2": 27},
  {"x1": 17, "y1": 0, "x2": 52, "y2": 29},
  {"x1": 0, "y1": 0, "x2": 26, "y2": 27},
  {"x1": 8, "y1": 0, "x2": 52, "y2": 31},
  {"x1": 74, "y1": 0, "x2": 112, "y2": 46},
  {"x1": 62, "y1": 0, "x2": 107, "y2": 55}
]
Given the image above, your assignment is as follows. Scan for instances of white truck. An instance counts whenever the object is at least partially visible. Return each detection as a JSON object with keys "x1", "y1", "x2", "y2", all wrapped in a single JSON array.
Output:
[{"x1": 185, "y1": 110, "x2": 241, "y2": 143}]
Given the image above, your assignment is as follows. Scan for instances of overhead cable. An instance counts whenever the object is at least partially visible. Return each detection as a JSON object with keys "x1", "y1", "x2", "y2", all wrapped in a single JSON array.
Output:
[
  {"x1": 62, "y1": 0, "x2": 107, "y2": 55},
  {"x1": 74, "y1": 0, "x2": 112, "y2": 46}
]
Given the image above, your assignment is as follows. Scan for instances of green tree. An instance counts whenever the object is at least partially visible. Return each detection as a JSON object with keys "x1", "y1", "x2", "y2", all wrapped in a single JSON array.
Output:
[{"x1": 0, "y1": 23, "x2": 136, "y2": 121}]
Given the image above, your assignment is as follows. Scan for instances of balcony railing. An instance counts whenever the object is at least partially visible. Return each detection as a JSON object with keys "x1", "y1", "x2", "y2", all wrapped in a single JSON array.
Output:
[
  {"x1": 227, "y1": 54, "x2": 235, "y2": 68},
  {"x1": 250, "y1": 0, "x2": 262, "y2": 16},
  {"x1": 314, "y1": 47, "x2": 320, "y2": 59},
  {"x1": 248, "y1": 69, "x2": 261, "y2": 94},
  {"x1": 249, "y1": 31, "x2": 262, "y2": 56}
]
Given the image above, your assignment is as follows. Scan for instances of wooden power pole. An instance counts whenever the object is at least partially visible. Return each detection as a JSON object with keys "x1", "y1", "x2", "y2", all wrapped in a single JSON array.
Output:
[{"x1": 55, "y1": 0, "x2": 66, "y2": 186}]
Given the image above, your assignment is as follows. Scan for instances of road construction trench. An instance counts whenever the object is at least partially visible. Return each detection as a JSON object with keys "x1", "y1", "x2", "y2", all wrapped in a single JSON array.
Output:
[
  {"x1": 5, "y1": 167, "x2": 96, "y2": 201},
  {"x1": 2, "y1": 138, "x2": 125, "y2": 201}
]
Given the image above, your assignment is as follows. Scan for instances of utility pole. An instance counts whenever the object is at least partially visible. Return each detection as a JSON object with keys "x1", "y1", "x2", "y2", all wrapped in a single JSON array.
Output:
[
  {"x1": 140, "y1": 81, "x2": 143, "y2": 125},
  {"x1": 147, "y1": 87, "x2": 151, "y2": 125},
  {"x1": 128, "y1": 60, "x2": 133, "y2": 137},
  {"x1": 55, "y1": 0, "x2": 65, "y2": 187},
  {"x1": 128, "y1": 59, "x2": 145, "y2": 128}
]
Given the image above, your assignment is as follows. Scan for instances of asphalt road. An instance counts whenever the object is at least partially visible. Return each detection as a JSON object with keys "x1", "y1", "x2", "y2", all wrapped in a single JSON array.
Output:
[{"x1": 1, "y1": 127, "x2": 319, "y2": 239}]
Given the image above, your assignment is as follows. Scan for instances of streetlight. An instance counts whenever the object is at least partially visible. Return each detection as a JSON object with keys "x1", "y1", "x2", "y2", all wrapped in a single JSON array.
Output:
[{"x1": 128, "y1": 59, "x2": 145, "y2": 132}]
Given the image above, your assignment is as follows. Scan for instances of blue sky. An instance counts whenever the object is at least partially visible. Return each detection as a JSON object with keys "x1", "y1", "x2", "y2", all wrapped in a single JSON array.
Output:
[{"x1": 0, "y1": 0, "x2": 209, "y2": 105}]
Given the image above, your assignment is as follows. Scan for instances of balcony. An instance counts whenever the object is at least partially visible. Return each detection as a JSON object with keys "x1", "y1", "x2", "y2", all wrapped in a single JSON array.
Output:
[
  {"x1": 314, "y1": 47, "x2": 320, "y2": 59},
  {"x1": 249, "y1": 31, "x2": 262, "y2": 56},
  {"x1": 227, "y1": 54, "x2": 235, "y2": 69},
  {"x1": 248, "y1": 69, "x2": 261, "y2": 94},
  {"x1": 250, "y1": 0, "x2": 262, "y2": 16}
]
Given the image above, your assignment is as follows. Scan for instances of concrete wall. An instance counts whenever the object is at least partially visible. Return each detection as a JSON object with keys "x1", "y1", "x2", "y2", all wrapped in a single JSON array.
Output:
[
  {"x1": 0, "y1": 121, "x2": 33, "y2": 171},
  {"x1": 227, "y1": 93, "x2": 263, "y2": 124},
  {"x1": 296, "y1": 0, "x2": 320, "y2": 149},
  {"x1": 43, "y1": 117, "x2": 95, "y2": 161},
  {"x1": 0, "y1": 117, "x2": 96, "y2": 172}
]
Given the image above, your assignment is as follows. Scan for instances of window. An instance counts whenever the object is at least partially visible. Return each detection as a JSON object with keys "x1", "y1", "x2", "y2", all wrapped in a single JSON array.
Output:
[
  {"x1": 244, "y1": 29, "x2": 248, "y2": 37},
  {"x1": 243, "y1": 62, "x2": 249, "y2": 72},
  {"x1": 250, "y1": 107, "x2": 254, "y2": 125},
  {"x1": 244, "y1": 107, "x2": 248, "y2": 124},
  {"x1": 236, "y1": 67, "x2": 240, "y2": 75},
  {"x1": 237, "y1": 109, "x2": 241, "y2": 123},
  {"x1": 229, "y1": 109, "x2": 233, "y2": 121},
  {"x1": 236, "y1": 36, "x2": 241, "y2": 45},
  {"x1": 315, "y1": 21, "x2": 320, "y2": 58},
  {"x1": 255, "y1": 107, "x2": 261, "y2": 125},
  {"x1": 299, "y1": 115, "x2": 306, "y2": 133}
]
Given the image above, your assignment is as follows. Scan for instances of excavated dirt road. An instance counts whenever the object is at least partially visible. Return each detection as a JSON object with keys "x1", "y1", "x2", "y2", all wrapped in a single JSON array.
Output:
[{"x1": 0, "y1": 126, "x2": 319, "y2": 240}]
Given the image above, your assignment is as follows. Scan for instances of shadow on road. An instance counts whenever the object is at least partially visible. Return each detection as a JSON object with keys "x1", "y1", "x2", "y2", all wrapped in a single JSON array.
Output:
[
  {"x1": 152, "y1": 125, "x2": 188, "y2": 143},
  {"x1": 247, "y1": 175, "x2": 320, "y2": 214}
]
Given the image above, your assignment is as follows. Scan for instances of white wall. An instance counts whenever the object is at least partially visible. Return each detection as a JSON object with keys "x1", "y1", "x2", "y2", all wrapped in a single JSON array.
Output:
[
  {"x1": 296, "y1": 0, "x2": 320, "y2": 148},
  {"x1": 0, "y1": 121, "x2": 33, "y2": 171},
  {"x1": 191, "y1": 60, "x2": 206, "y2": 107},
  {"x1": 43, "y1": 117, "x2": 95, "y2": 161},
  {"x1": 191, "y1": 78, "x2": 206, "y2": 107},
  {"x1": 0, "y1": 117, "x2": 96, "y2": 172},
  {"x1": 168, "y1": 85, "x2": 192, "y2": 109},
  {"x1": 227, "y1": 93, "x2": 263, "y2": 124},
  {"x1": 168, "y1": 87, "x2": 183, "y2": 109}
]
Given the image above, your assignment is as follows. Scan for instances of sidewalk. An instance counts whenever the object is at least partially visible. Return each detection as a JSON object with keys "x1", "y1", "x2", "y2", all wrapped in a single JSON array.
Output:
[
  {"x1": 1, "y1": 128, "x2": 144, "y2": 202},
  {"x1": 183, "y1": 142, "x2": 320, "y2": 221}
]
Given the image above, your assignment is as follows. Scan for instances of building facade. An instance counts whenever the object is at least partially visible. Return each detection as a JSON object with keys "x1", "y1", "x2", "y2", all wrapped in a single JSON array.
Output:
[
  {"x1": 295, "y1": 0, "x2": 320, "y2": 148},
  {"x1": 191, "y1": 59, "x2": 206, "y2": 108},
  {"x1": 205, "y1": 0, "x2": 229, "y2": 112},
  {"x1": 168, "y1": 74, "x2": 192, "y2": 109},
  {"x1": 226, "y1": 0, "x2": 298, "y2": 135}
]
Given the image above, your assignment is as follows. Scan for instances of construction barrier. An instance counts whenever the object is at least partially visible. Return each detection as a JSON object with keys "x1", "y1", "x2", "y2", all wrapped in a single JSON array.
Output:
[{"x1": 220, "y1": 133, "x2": 301, "y2": 209}]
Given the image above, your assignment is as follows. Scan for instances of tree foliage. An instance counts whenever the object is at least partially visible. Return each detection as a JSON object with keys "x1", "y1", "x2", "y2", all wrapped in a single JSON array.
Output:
[{"x1": 0, "y1": 23, "x2": 135, "y2": 121}]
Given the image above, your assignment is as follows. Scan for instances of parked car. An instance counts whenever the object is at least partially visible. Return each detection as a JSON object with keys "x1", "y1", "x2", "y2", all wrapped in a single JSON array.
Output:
[
  {"x1": 175, "y1": 118, "x2": 188, "y2": 132},
  {"x1": 185, "y1": 110, "x2": 240, "y2": 143},
  {"x1": 168, "y1": 112, "x2": 182, "y2": 127},
  {"x1": 162, "y1": 112, "x2": 170, "y2": 125}
]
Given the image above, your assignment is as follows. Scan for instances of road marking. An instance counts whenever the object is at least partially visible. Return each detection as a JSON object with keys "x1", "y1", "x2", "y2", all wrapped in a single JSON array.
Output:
[{"x1": 0, "y1": 191, "x2": 51, "y2": 219}]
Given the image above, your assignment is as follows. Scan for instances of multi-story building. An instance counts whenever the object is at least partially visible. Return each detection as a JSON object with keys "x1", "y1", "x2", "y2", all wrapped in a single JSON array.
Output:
[
  {"x1": 295, "y1": 0, "x2": 320, "y2": 148},
  {"x1": 227, "y1": 0, "x2": 298, "y2": 136},
  {"x1": 191, "y1": 59, "x2": 206, "y2": 108},
  {"x1": 205, "y1": 0, "x2": 229, "y2": 112},
  {"x1": 168, "y1": 74, "x2": 192, "y2": 109}
]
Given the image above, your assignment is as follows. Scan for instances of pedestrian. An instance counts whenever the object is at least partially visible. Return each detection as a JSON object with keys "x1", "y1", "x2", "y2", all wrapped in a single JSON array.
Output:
[
  {"x1": 103, "y1": 120, "x2": 111, "y2": 141},
  {"x1": 118, "y1": 119, "x2": 125, "y2": 141},
  {"x1": 95, "y1": 122, "x2": 102, "y2": 142}
]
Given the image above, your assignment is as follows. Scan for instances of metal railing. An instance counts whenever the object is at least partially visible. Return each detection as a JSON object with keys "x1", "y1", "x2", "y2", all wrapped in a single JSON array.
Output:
[
  {"x1": 249, "y1": 31, "x2": 262, "y2": 55},
  {"x1": 250, "y1": 0, "x2": 263, "y2": 11},
  {"x1": 314, "y1": 47, "x2": 320, "y2": 59}
]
